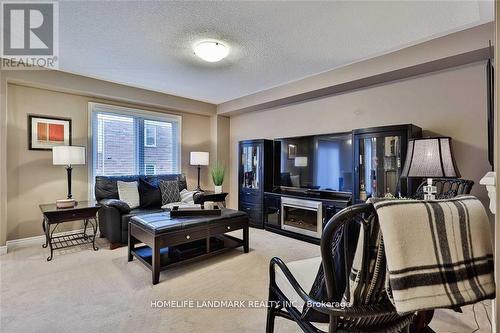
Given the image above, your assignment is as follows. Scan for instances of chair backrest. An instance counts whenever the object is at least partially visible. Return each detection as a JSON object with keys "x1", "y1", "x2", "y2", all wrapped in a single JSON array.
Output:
[
  {"x1": 412, "y1": 178, "x2": 474, "y2": 200},
  {"x1": 320, "y1": 203, "x2": 382, "y2": 304},
  {"x1": 318, "y1": 204, "x2": 414, "y2": 331}
]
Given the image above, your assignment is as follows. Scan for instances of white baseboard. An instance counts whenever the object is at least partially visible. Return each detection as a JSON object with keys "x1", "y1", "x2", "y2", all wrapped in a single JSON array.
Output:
[
  {"x1": 0, "y1": 246, "x2": 7, "y2": 255},
  {"x1": 6, "y1": 228, "x2": 86, "y2": 251}
]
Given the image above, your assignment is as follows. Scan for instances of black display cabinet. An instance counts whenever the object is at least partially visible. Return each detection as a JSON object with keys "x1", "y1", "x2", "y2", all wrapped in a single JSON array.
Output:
[
  {"x1": 353, "y1": 124, "x2": 422, "y2": 203},
  {"x1": 238, "y1": 139, "x2": 276, "y2": 228}
]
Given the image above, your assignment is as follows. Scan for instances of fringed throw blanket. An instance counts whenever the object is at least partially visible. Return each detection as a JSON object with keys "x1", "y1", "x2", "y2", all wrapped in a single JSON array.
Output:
[
  {"x1": 370, "y1": 196, "x2": 495, "y2": 313},
  {"x1": 345, "y1": 217, "x2": 389, "y2": 307}
]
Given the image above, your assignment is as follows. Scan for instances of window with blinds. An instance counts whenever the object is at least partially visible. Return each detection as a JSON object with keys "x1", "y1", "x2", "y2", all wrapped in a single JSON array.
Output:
[{"x1": 90, "y1": 103, "x2": 181, "y2": 177}]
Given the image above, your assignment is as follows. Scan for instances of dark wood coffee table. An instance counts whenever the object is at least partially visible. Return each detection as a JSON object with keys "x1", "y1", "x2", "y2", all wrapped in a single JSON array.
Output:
[
  {"x1": 128, "y1": 209, "x2": 249, "y2": 284},
  {"x1": 40, "y1": 201, "x2": 100, "y2": 261}
]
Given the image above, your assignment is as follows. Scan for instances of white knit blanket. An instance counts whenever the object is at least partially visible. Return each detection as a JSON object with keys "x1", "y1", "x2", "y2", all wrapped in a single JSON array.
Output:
[{"x1": 371, "y1": 196, "x2": 495, "y2": 313}]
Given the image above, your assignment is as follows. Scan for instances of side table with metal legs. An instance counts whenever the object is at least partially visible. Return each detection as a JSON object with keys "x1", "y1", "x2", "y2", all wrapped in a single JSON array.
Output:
[{"x1": 39, "y1": 201, "x2": 101, "y2": 261}]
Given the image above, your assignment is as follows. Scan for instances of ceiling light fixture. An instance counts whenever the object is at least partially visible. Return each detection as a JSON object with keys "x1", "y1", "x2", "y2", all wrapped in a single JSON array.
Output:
[{"x1": 194, "y1": 41, "x2": 229, "y2": 62}]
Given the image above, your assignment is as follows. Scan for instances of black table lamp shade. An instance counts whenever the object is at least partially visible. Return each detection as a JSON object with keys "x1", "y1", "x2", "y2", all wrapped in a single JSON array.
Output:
[{"x1": 401, "y1": 137, "x2": 460, "y2": 179}]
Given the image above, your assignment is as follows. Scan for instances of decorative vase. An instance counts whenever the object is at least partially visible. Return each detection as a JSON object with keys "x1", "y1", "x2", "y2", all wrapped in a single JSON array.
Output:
[{"x1": 214, "y1": 185, "x2": 223, "y2": 194}]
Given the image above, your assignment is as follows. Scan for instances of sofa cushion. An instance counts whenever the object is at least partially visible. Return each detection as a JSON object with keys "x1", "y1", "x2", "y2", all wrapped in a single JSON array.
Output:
[
  {"x1": 159, "y1": 180, "x2": 181, "y2": 205},
  {"x1": 145, "y1": 174, "x2": 187, "y2": 192},
  {"x1": 95, "y1": 175, "x2": 140, "y2": 201},
  {"x1": 95, "y1": 174, "x2": 187, "y2": 201},
  {"x1": 139, "y1": 178, "x2": 162, "y2": 208},
  {"x1": 117, "y1": 181, "x2": 140, "y2": 209}
]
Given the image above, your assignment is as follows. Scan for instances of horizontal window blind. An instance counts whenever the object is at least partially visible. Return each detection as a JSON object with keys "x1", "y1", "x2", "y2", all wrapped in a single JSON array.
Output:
[{"x1": 90, "y1": 103, "x2": 181, "y2": 178}]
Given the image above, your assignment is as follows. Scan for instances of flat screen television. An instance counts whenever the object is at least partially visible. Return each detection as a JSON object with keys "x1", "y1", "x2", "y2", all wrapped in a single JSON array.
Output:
[{"x1": 274, "y1": 132, "x2": 353, "y2": 192}]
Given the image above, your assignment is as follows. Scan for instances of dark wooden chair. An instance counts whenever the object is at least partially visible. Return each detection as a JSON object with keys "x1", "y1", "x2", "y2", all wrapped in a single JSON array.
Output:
[
  {"x1": 412, "y1": 178, "x2": 474, "y2": 200},
  {"x1": 411, "y1": 178, "x2": 474, "y2": 333},
  {"x1": 266, "y1": 203, "x2": 415, "y2": 333}
]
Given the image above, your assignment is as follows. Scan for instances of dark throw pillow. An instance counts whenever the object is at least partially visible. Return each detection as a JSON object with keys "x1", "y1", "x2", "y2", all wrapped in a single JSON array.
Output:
[
  {"x1": 159, "y1": 180, "x2": 181, "y2": 205},
  {"x1": 139, "y1": 178, "x2": 162, "y2": 208}
]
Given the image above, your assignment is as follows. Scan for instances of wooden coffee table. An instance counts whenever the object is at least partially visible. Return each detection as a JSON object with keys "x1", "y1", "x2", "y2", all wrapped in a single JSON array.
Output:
[{"x1": 128, "y1": 209, "x2": 249, "y2": 284}]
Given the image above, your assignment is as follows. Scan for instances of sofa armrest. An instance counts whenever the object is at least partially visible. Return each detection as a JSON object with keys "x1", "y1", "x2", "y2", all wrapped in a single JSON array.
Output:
[
  {"x1": 193, "y1": 192, "x2": 204, "y2": 204},
  {"x1": 99, "y1": 199, "x2": 131, "y2": 214}
]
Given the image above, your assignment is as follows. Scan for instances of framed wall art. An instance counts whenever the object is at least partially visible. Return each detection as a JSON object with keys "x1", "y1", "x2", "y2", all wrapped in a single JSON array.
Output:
[{"x1": 28, "y1": 115, "x2": 72, "y2": 151}]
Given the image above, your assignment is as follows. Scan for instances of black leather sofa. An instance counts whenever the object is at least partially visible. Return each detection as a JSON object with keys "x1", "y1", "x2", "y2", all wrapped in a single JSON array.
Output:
[{"x1": 95, "y1": 174, "x2": 202, "y2": 249}]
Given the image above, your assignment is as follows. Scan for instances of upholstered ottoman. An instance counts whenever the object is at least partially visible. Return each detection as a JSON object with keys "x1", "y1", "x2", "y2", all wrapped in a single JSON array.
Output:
[{"x1": 128, "y1": 209, "x2": 249, "y2": 284}]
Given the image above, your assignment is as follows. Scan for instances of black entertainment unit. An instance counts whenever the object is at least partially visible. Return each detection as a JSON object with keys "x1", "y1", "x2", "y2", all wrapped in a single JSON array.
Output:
[
  {"x1": 263, "y1": 189, "x2": 351, "y2": 244},
  {"x1": 238, "y1": 124, "x2": 421, "y2": 244},
  {"x1": 352, "y1": 124, "x2": 422, "y2": 203},
  {"x1": 274, "y1": 132, "x2": 353, "y2": 192},
  {"x1": 238, "y1": 139, "x2": 276, "y2": 228}
]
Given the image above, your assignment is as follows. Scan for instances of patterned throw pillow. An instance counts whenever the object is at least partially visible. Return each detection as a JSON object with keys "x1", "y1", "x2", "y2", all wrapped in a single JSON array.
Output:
[{"x1": 159, "y1": 180, "x2": 181, "y2": 205}]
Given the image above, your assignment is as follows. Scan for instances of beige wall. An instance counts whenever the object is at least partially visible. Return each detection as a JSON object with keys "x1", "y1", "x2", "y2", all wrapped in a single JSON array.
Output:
[
  {"x1": 0, "y1": 71, "x2": 7, "y2": 248},
  {"x1": 219, "y1": 22, "x2": 494, "y2": 115},
  {"x1": 210, "y1": 115, "x2": 230, "y2": 192},
  {"x1": 228, "y1": 62, "x2": 491, "y2": 210},
  {"x1": 5, "y1": 84, "x2": 214, "y2": 241}
]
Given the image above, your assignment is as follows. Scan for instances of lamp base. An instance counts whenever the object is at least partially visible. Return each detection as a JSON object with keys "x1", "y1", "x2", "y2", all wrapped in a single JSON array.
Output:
[
  {"x1": 56, "y1": 199, "x2": 76, "y2": 208},
  {"x1": 423, "y1": 178, "x2": 437, "y2": 200},
  {"x1": 195, "y1": 164, "x2": 204, "y2": 192},
  {"x1": 66, "y1": 166, "x2": 73, "y2": 199}
]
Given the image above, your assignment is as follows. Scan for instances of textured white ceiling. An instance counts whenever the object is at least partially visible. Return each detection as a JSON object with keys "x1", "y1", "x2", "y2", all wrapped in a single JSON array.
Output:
[{"x1": 58, "y1": 1, "x2": 493, "y2": 104}]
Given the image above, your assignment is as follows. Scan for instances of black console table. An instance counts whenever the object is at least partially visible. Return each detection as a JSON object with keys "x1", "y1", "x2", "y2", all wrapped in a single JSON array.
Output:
[{"x1": 40, "y1": 201, "x2": 100, "y2": 261}]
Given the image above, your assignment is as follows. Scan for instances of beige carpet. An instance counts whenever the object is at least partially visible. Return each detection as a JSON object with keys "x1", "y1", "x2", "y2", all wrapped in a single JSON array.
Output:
[{"x1": 0, "y1": 228, "x2": 492, "y2": 333}]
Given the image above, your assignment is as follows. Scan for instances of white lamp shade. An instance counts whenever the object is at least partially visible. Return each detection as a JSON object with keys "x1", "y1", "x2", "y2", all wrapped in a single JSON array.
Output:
[
  {"x1": 190, "y1": 151, "x2": 209, "y2": 166},
  {"x1": 294, "y1": 156, "x2": 308, "y2": 167},
  {"x1": 401, "y1": 137, "x2": 460, "y2": 178},
  {"x1": 52, "y1": 146, "x2": 86, "y2": 166}
]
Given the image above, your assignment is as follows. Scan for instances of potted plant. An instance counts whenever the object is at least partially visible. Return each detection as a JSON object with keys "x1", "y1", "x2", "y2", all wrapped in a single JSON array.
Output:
[{"x1": 211, "y1": 162, "x2": 225, "y2": 193}]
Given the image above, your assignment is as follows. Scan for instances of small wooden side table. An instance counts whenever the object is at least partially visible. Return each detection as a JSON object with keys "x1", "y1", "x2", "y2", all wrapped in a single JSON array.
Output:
[{"x1": 39, "y1": 201, "x2": 101, "y2": 261}]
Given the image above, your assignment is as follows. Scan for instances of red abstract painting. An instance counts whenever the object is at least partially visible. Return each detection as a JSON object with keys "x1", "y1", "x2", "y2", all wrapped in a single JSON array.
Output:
[{"x1": 48, "y1": 124, "x2": 64, "y2": 142}]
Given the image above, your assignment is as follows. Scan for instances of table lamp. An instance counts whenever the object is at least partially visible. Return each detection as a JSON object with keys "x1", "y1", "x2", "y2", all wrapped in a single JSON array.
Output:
[
  {"x1": 294, "y1": 156, "x2": 308, "y2": 167},
  {"x1": 53, "y1": 145, "x2": 86, "y2": 199},
  {"x1": 400, "y1": 137, "x2": 460, "y2": 200},
  {"x1": 190, "y1": 151, "x2": 209, "y2": 192}
]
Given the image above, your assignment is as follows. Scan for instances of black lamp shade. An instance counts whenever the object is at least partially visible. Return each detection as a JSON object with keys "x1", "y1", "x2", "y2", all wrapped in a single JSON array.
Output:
[{"x1": 401, "y1": 137, "x2": 460, "y2": 178}]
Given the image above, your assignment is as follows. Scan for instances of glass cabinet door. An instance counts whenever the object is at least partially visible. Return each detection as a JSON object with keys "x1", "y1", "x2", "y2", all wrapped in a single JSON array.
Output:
[
  {"x1": 241, "y1": 144, "x2": 260, "y2": 190},
  {"x1": 358, "y1": 135, "x2": 402, "y2": 200}
]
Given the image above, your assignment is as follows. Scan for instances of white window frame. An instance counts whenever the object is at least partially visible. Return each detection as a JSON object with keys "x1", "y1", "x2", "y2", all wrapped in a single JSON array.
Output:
[
  {"x1": 87, "y1": 102, "x2": 182, "y2": 200},
  {"x1": 144, "y1": 125, "x2": 157, "y2": 147},
  {"x1": 145, "y1": 163, "x2": 157, "y2": 175}
]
